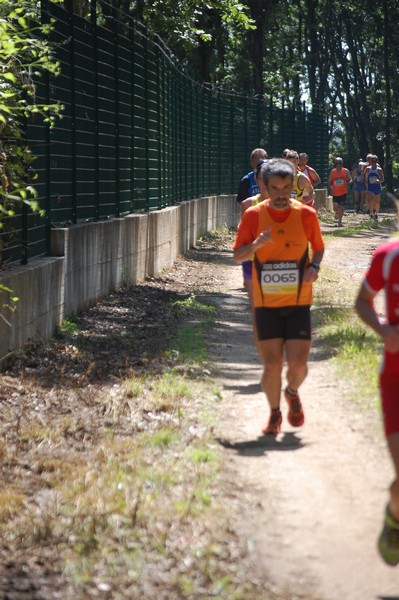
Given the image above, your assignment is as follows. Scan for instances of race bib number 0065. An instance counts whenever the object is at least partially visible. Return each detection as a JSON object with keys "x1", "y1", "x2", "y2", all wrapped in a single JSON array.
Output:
[{"x1": 261, "y1": 261, "x2": 299, "y2": 295}]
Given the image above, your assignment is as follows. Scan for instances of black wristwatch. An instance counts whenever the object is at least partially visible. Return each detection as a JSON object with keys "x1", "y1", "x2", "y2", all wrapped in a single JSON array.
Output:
[{"x1": 309, "y1": 262, "x2": 320, "y2": 271}]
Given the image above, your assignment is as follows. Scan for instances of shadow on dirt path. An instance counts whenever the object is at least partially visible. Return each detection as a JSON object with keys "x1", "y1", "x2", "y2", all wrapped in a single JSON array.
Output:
[{"x1": 209, "y1": 229, "x2": 399, "y2": 600}]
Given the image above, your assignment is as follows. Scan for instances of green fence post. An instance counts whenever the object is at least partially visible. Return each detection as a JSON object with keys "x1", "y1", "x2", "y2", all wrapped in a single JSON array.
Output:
[
  {"x1": 129, "y1": 16, "x2": 135, "y2": 212},
  {"x1": 66, "y1": 0, "x2": 77, "y2": 223},
  {"x1": 113, "y1": 6, "x2": 120, "y2": 217},
  {"x1": 92, "y1": 0, "x2": 100, "y2": 220},
  {"x1": 230, "y1": 95, "x2": 235, "y2": 192},
  {"x1": 143, "y1": 29, "x2": 150, "y2": 211},
  {"x1": 41, "y1": 0, "x2": 51, "y2": 255},
  {"x1": 217, "y1": 89, "x2": 221, "y2": 196}
]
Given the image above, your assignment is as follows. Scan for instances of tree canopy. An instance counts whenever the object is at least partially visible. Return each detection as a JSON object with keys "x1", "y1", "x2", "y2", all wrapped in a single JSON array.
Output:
[
  {"x1": 127, "y1": 0, "x2": 399, "y2": 189},
  {"x1": 2, "y1": 0, "x2": 398, "y2": 189}
]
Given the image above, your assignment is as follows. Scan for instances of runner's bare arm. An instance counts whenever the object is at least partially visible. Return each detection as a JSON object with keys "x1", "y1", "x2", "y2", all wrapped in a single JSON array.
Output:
[
  {"x1": 355, "y1": 283, "x2": 399, "y2": 353},
  {"x1": 233, "y1": 230, "x2": 272, "y2": 264},
  {"x1": 346, "y1": 169, "x2": 353, "y2": 185},
  {"x1": 301, "y1": 174, "x2": 314, "y2": 202},
  {"x1": 309, "y1": 167, "x2": 321, "y2": 186},
  {"x1": 303, "y1": 249, "x2": 324, "y2": 283},
  {"x1": 241, "y1": 197, "x2": 253, "y2": 216}
]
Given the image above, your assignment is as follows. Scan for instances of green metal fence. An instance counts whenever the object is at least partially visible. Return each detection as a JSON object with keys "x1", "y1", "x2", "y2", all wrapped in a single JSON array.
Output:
[{"x1": 2, "y1": 0, "x2": 329, "y2": 265}]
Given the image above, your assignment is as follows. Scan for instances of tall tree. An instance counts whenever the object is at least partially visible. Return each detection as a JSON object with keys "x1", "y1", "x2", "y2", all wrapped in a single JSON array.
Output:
[
  {"x1": 246, "y1": 0, "x2": 277, "y2": 97},
  {"x1": 126, "y1": 0, "x2": 256, "y2": 84}
]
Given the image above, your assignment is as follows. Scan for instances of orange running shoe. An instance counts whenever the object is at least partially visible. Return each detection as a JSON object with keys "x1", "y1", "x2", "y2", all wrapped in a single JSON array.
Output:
[
  {"x1": 262, "y1": 410, "x2": 282, "y2": 435},
  {"x1": 285, "y1": 388, "x2": 305, "y2": 427}
]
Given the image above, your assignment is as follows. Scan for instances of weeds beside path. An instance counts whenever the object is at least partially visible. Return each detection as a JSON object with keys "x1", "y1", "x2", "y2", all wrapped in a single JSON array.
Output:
[{"x1": 0, "y1": 217, "x2": 398, "y2": 599}]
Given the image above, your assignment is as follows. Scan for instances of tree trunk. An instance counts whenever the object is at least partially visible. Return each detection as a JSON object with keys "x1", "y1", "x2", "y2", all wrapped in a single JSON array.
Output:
[
  {"x1": 247, "y1": 0, "x2": 277, "y2": 97},
  {"x1": 383, "y1": 0, "x2": 393, "y2": 191}
]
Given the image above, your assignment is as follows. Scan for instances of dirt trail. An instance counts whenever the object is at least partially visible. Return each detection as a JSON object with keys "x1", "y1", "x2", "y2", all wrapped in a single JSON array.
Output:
[
  {"x1": 1, "y1": 215, "x2": 398, "y2": 599},
  {"x1": 208, "y1": 225, "x2": 399, "y2": 600}
]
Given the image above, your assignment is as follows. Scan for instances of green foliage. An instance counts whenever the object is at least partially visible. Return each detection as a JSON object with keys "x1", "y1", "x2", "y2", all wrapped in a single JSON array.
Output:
[
  {"x1": 0, "y1": 0, "x2": 62, "y2": 232},
  {"x1": 132, "y1": 0, "x2": 254, "y2": 46},
  {"x1": 166, "y1": 295, "x2": 216, "y2": 366},
  {"x1": 57, "y1": 317, "x2": 81, "y2": 336},
  {"x1": 131, "y1": 0, "x2": 399, "y2": 187},
  {"x1": 171, "y1": 294, "x2": 215, "y2": 317},
  {"x1": 0, "y1": 282, "x2": 18, "y2": 326},
  {"x1": 314, "y1": 305, "x2": 380, "y2": 405},
  {"x1": 130, "y1": 0, "x2": 254, "y2": 84}
]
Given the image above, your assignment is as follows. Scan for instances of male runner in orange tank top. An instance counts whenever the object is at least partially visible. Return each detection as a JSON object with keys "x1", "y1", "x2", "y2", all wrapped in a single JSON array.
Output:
[
  {"x1": 233, "y1": 158, "x2": 325, "y2": 435},
  {"x1": 327, "y1": 157, "x2": 352, "y2": 227}
]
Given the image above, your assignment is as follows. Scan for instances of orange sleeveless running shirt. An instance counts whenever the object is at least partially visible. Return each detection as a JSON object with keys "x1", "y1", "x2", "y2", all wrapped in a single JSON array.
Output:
[
  {"x1": 330, "y1": 167, "x2": 349, "y2": 196},
  {"x1": 233, "y1": 200, "x2": 324, "y2": 308}
]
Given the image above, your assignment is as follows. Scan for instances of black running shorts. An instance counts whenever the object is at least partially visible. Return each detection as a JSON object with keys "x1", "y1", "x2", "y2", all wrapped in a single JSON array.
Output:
[
  {"x1": 254, "y1": 305, "x2": 311, "y2": 341},
  {"x1": 333, "y1": 194, "x2": 347, "y2": 205}
]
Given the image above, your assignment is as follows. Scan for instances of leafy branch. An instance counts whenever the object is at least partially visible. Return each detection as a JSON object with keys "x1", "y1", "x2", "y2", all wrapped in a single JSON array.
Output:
[
  {"x1": 0, "y1": 0, "x2": 62, "y2": 232},
  {"x1": 0, "y1": 0, "x2": 62, "y2": 326}
]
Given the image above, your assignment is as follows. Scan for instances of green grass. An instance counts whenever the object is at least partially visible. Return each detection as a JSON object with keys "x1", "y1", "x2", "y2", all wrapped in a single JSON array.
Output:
[
  {"x1": 323, "y1": 216, "x2": 397, "y2": 237},
  {"x1": 171, "y1": 293, "x2": 216, "y2": 318},
  {"x1": 197, "y1": 224, "x2": 234, "y2": 246},
  {"x1": 0, "y1": 273, "x2": 256, "y2": 598},
  {"x1": 313, "y1": 269, "x2": 382, "y2": 409},
  {"x1": 314, "y1": 290, "x2": 381, "y2": 409},
  {"x1": 166, "y1": 294, "x2": 216, "y2": 367},
  {"x1": 312, "y1": 222, "x2": 399, "y2": 409},
  {"x1": 57, "y1": 316, "x2": 81, "y2": 336}
]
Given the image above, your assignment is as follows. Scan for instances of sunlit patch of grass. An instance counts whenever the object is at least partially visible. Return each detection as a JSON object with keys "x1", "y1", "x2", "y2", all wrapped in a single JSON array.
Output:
[
  {"x1": 57, "y1": 317, "x2": 81, "y2": 336},
  {"x1": 197, "y1": 225, "x2": 236, "y2": 247},
  {"x1": 314, "y1": 295, "x2": 381, "y2": 407},
  {"x1": 125, "y1": 375, "x2": 146, "y2": 398},
  {"x1": 171, "y1": 294, "x2": 216, "y2": 319},
  {"x1": 323, "y1": 216, "x2": 397, "y2": 237},
  {"x1": 316, "y1": 265, "x2": 358, "y2": 308},
  {"x1": 314, "y1": 221, "x2": 385, "y2": 405},
  {"x1": 24, "y1": 429, "x2": 225, "y2": 589},
  {"x1": 147, "y1": 428, "x2": 178, "y2": 448},
  {"x1": 189, "y1": 447, "x2": 217, "y2": 464},
  {"x1": 165, "y1": 295, "x2": 216, "y2": 368},
  {"x1": 125, "y1": 370, "x2": 209, "y2": 416},
  {"x1": 166, "y1": 324, "x2": 209, "y2": 364},
  {"x1": 151, "y1": 371, "x2": 193, "y2": 401},
  {"x1": 0, "y1": 490, "x2": 26, "y2": 523},
  {"x1": 19, "y1": 420, "x2": 64, "y2": 444}
]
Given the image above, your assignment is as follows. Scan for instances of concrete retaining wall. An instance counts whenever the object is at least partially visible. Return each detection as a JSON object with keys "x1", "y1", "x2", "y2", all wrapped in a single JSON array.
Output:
[
  {"x1": 0, "y1": 195, "x2": 239, "y2": 361},
  {"x1": 314, "y1": 188, "x2": 327, "y2": 211}
]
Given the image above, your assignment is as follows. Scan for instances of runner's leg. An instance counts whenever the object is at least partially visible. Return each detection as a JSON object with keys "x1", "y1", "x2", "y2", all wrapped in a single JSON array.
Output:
[
  {"x1": 367, "y1": 192, "x2": 376, "y2": 217},
  {"x1": 285, "y1": 339, "x2": 311, "y2": 391},
  {"x1": 387, "y1": 433, "x2": 399, "y2": 520},
  {"x1": 375, "y1": 194, "x2": 381, "y2": 218},
  {"x1": 257, "y1": 338, "x2": 284, "y2": 410}
]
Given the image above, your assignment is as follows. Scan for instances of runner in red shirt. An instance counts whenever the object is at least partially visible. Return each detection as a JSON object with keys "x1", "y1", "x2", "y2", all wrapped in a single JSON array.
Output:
[{"x1": 355, "y1": 233, "x2": 399, "y2": 566}]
